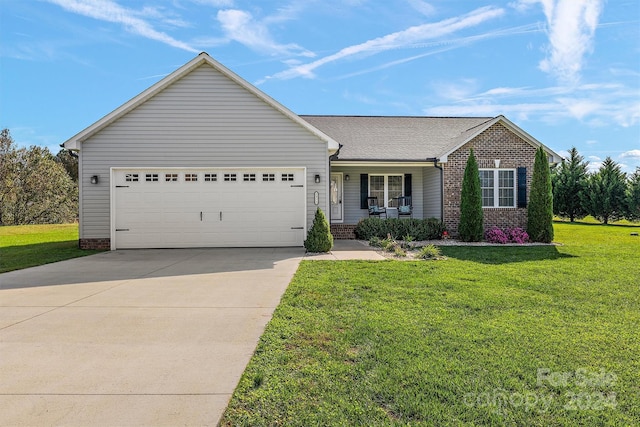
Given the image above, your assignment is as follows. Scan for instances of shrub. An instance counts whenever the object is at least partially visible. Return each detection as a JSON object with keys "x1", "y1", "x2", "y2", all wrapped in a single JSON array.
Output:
[
  {"x1": 393, "y1": 246, "x2": 407, "y2": 257},
  {"x1": 485, "y1": 227, "x2": 509, "y2": 244},
  {"x1": 304, "y1": 208, "x2": 333, "y2": 252},
  {"x1": 368, "y1": 236, "x2": 383, "y2": 247},
  {"x1": 458, "y1": 149, "x2": 484, "y2": 242},
  {"x1": 485, "y1": 227, "x2": 529, "y2": 244},
  {"x1": 417, "y1": 244, "x2": 441, "y2": 259},
  {"x1": 354, "y1": 218, "x2": 445, "y2": 241},
  {"x1": 507, "y1": 227, "x2": 529, "y2": 244},
  {"x1": 528, "y1": 146, "x2": 554, "y2": 242}
]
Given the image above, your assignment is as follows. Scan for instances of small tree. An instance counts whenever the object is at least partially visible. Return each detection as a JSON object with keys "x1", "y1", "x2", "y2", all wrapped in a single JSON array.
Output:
[
  {"x1": 528, "y1": 146, "x2": 554, "y2": 242},
  {"x1": 626, "y1": 167, "x2": 640, "y2": 222},
  {"x1": 304, "y1": 207, "x2": 333, "y2": 252},
  {"x1": 552, "y1": 147, "x2": 588, "y2": 222},
  {"x1": 458, "y1": 149, "x2": 483, "y2": 242},
  {"x1": 582, "y1": 157, "x2": 627, "y2": 224}
]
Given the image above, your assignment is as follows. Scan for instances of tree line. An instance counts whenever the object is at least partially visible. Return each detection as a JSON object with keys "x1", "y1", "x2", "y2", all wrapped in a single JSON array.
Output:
[
  {"x1": 0, "y1": 128, "x2": 78, "y2": 226},
  {"x1": 553, "y1": 148, "x2": 640, "y2": 224}
]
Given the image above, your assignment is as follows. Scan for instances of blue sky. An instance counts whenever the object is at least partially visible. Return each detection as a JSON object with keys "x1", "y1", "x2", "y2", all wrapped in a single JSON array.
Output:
[{"x1": 1, "y1": 0, "x2": 639, "y2": 172}]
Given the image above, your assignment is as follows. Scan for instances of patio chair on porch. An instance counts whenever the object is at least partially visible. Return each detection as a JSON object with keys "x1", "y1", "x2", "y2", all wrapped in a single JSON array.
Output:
[
  {"x1": 367, "y1": 197, "x2": 387, "y2": 218},
  {"x1": 397, "y1": 196, "x2": 412, "y2": 218}
]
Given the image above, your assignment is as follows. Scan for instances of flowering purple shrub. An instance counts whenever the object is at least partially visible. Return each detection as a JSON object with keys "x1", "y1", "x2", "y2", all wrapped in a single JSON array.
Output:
[
  {"x1": 506, "y1": 227, "x2": 529, "y2": 244},
  {"x1": 485, "y1": 227, "x2": 529, "y2": 244},
  {"x1": 485, "y1": 227, "x2": 509, "y2": 244}
]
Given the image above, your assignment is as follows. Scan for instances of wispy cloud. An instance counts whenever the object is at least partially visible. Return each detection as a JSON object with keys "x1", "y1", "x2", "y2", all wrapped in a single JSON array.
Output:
[
  {"x1": 620, "y1": 150, "x2": 640, "y2": 160},
  {"x1": 263, "y1": 6, "x2": 505, "y2": 81},
  {"x1": 407, "y1": 0, "x2": 436, "y2": 16},
  {"x1": 216, "y1": 9, "x2": 314, "y2": 57},
  {"x1": 424, "y1": 82, "x2": 640, "y2": 128},
  {"x1": 46, "y1": 0, "x2": 198, "y2": 52},
  {"x1": 515, "y1": 0, "x2": 604, "y2": 84}
]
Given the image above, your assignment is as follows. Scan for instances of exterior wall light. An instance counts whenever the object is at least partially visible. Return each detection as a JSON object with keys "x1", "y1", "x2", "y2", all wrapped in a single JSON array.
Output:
[
  {"x1": 345, "y1": 174, "x2": 350, "y2": 181},
  {"x1": 314, "y1": 174, "x2": 321, "y2": 183},
  {"x1": 90, "y1": 175, "x2": 99, "y2": 184}
]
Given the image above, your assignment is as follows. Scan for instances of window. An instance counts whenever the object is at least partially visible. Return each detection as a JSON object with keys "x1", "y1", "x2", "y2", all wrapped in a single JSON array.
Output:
[
  {"x1": 125, "y1": 173, "x2": 139, "y2": 182},
  {"x1": 224, "y1": 173, "x2": 237, "y2": 182},
  {"x1": 165, "y1": 173, "x2": 178, "y2": 182},
  {"x1": 204, "y1": 173, "x2": 217, "y2": 182},
  {"x1": 282, "y1": 173, "x2": 294, "y2": 181},
  {"x1": 185, "y1": 173, "x2": 198, "y2": 182},
  {"x1": 263, "y1": 173, "x2": 275, "y2": 182},
  {"x1": 145, "y1": 173, "x2": 158, "y2": 182},
  {"x1": 369, "y1": 175, "x2": 403, "y2": 207},
  {"x1": 243, "y1": 173, "x2": 256, "y2": 182},
  {"x1": 479, "y1": 169, "x2": 516, "y2": 208}
]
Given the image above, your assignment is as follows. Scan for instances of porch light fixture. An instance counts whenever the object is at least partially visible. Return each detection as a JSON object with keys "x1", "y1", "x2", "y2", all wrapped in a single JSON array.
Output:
[
  {"x1": 314, "y1": 174, "x2": 321, "y2": 183},
  {"x1": 345, "y1": 174, "x2": 350, "y2": 181},
  {"x1": 90, "y1": 175, "x2": 99, "y2": 184}
]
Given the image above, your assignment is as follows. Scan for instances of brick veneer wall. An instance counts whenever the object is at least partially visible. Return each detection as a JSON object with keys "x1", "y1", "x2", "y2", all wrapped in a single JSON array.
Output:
[
  {"x1": 443, "y1": 122, "x2": 536, "y2": 236},
  {"x1": 80, "y1": 238, "x2": 111, "y2": 250},
  {"x1": 331, "y1": 224, "x2": 357, "y2": 239}
]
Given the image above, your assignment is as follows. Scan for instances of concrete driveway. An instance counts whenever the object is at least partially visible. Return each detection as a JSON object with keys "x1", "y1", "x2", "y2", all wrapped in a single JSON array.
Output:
[{"x1": 0, "y1": 248, "x2": 303, "y2": 426}]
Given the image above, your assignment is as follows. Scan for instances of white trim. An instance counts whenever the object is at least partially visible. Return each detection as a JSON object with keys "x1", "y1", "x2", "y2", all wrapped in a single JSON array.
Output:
[
  {"x1": 331, "y1": 161, "x2": 434, "y2": 167},
  {"x1": 110, "y1": 166, "x2": 307, "y2": 250},
  {"x1": 479, "y1": 168, "x2": 517, "y2": 209},
  {"x1": 438, "y1": 115, "x2": 563, "y2": 164},
  {"x1": 64, "y1": 53, "x2": 339, "y2": 154}
]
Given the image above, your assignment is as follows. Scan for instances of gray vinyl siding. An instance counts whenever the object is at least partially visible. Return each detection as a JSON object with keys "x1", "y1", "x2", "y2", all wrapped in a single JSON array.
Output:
[
  {"x1": 423, "y1": 166, "x2": 442, "y2": 219},
  {"x1": 330, "y1": 166, "x2": 441, "y2": 224},
  {"x1": 78, "y1": 64, "x2": 329, "y2": 240}
]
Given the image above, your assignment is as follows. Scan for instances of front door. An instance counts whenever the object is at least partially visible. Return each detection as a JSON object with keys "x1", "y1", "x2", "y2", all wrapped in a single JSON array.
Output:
[{"x1": 330, "y1": 173, "x2": 343, "y2": 222}]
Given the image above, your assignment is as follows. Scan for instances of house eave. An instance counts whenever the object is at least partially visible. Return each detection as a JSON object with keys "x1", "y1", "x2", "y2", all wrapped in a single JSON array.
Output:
[{"x1": 331, "y1": 159, "x2": 436, "y2": 167}]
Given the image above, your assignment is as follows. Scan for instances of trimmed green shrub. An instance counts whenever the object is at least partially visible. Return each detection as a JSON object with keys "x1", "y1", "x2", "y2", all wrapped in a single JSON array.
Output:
[
  {"x1": 528, "y1": 146, "x2": 554, "y2": 242},
  {"x1": 458, "y1": 149, "x2": 484, "y2": 242},
  {"x1": 304, "y1": 208, "x2": 333, "y2": 252},
  {"x1": 354, "y1": 218, "x2": 445, "y2": 241}
]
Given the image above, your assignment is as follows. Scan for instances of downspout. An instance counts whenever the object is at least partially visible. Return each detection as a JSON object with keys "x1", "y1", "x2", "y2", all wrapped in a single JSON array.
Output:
[{"x1": 433, "y1": 159, "x2": 444, "y2": 222}]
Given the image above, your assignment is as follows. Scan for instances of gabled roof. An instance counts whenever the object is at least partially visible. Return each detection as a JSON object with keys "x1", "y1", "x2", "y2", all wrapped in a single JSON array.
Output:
[
  {"x1": 301, "y1": 115, "x2": 562, "y2": 163},
  {"x1": 63, "y1": 52, "x2": 340, "y2": 153}
]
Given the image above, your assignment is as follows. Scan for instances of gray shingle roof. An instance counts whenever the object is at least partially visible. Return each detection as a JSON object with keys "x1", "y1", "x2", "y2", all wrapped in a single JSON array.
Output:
[{"x1": 300, "y1": 115, "x2": 493, "y2": 161}]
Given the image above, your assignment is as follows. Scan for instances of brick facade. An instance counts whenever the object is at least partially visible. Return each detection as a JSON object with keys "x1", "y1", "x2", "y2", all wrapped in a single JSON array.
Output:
[
  {"x1": 330, "y1": 224, "x2": 357, "y2": 239},
  {"x1": 442, "y1": 122, "x2": 536, "y2": 236},
  {"x1": 79, "y1": 238, "x2": 111, "y2": 250}
]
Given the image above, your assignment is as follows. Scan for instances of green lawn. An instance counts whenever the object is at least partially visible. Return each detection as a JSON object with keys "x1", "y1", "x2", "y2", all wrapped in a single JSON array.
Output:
[
  {"x1": 222, "y1": 222, "x2": 640, "y2": 426},
  {"x1": 0, "y1": 224, "x2": 102, "y2": 273}
]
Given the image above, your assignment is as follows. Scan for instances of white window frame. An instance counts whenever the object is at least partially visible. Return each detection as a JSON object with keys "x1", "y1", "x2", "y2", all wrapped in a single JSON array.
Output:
[
  {"x1": 479, "y1": 169, "x2": 516, "y2": 208},
  {"x1": 369, "y1": 174, "x2": 404, "y2": 208}
]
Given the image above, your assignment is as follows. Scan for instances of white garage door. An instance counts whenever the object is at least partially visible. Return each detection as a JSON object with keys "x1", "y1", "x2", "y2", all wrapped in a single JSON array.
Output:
[{"x1": 112, "y1": 168, "x2": 306, "y2": 249}]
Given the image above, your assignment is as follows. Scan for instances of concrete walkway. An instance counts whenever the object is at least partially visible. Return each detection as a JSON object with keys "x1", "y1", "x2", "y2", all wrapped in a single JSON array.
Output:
[
  {"x1": 0, "y1": 248, "x2": 303, "y2": 426},
  {"x1": 303, "y1": 239, "x2": 386, "y2": 260}
]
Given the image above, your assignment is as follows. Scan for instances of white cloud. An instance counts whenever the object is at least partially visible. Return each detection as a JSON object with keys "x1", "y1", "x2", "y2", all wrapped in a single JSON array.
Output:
[
  {"x1": 265, "y1": 6, "x2": 505, "y2": 81},
  {"x1": 516, "y1": 0, "x2": 603, "y2": 84},
  {"x1": 216, "y1": 9, "x2": 314, "y2": 57},
  {"x1": 46, "y1": 0, "x2": 197, "y2": 52},
  {"x1": 620, "y1": 150, "x2": 640, "y2": 159},
  {"x1": 407, "y1": 0, "x2": 436, "y2": 16}
]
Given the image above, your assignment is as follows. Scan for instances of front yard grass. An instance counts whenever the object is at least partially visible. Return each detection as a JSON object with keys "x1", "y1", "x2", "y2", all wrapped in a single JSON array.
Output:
[
  {"x1": 0, "y1": 224, "x2": 101, "y2": 273},
  {"x1": 222, "y1": 222, "x2": 640, "y2": 426}
]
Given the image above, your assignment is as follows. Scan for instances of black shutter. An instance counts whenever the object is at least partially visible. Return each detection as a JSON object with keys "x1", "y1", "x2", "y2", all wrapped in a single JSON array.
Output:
[
  {"x1": 517, "y1": 167, "x2": 527, "y2": 208},
  {"x1": 404, "y1": 174, "x2": 412, "y2": 197},
  {"x1": 360, "y1": 174, "x2": 369, "y2": 209}
]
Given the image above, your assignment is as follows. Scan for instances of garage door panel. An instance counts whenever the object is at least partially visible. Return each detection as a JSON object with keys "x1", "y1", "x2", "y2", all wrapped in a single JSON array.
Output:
[{"x1": 114, "y1": 168, "x2": 305, "y2": 249}]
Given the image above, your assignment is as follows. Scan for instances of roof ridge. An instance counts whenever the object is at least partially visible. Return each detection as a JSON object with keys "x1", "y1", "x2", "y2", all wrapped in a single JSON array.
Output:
[{"x1": 300, "y1": 115, "x2": 494, "y2": 119}]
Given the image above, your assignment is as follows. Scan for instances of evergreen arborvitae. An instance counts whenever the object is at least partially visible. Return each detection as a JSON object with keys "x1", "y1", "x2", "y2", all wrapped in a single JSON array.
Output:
[
  {"x1": 626, "y1": 167, "x2": 640, "y2": 222},
  {"x1": 304, "y1": 207, "x2": 333, "y2": 252},
  {"x1": 458, "y1": 149, "x2": 483, "y2": 242},
  {"x1": 552, "y1": 147, "x2": 588, "y2": 222},
  {"x1": 528, "y1": 146, "x2": 554, "y2": 242},
  {"x1": 582, "y1": 157, "x2": 627, "y2": 224}
]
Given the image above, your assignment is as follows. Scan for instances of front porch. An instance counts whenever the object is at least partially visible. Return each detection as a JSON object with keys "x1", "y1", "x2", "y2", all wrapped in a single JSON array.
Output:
[{"x1": 328, "y1": 164, "x2": 443, "y2": 238}]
